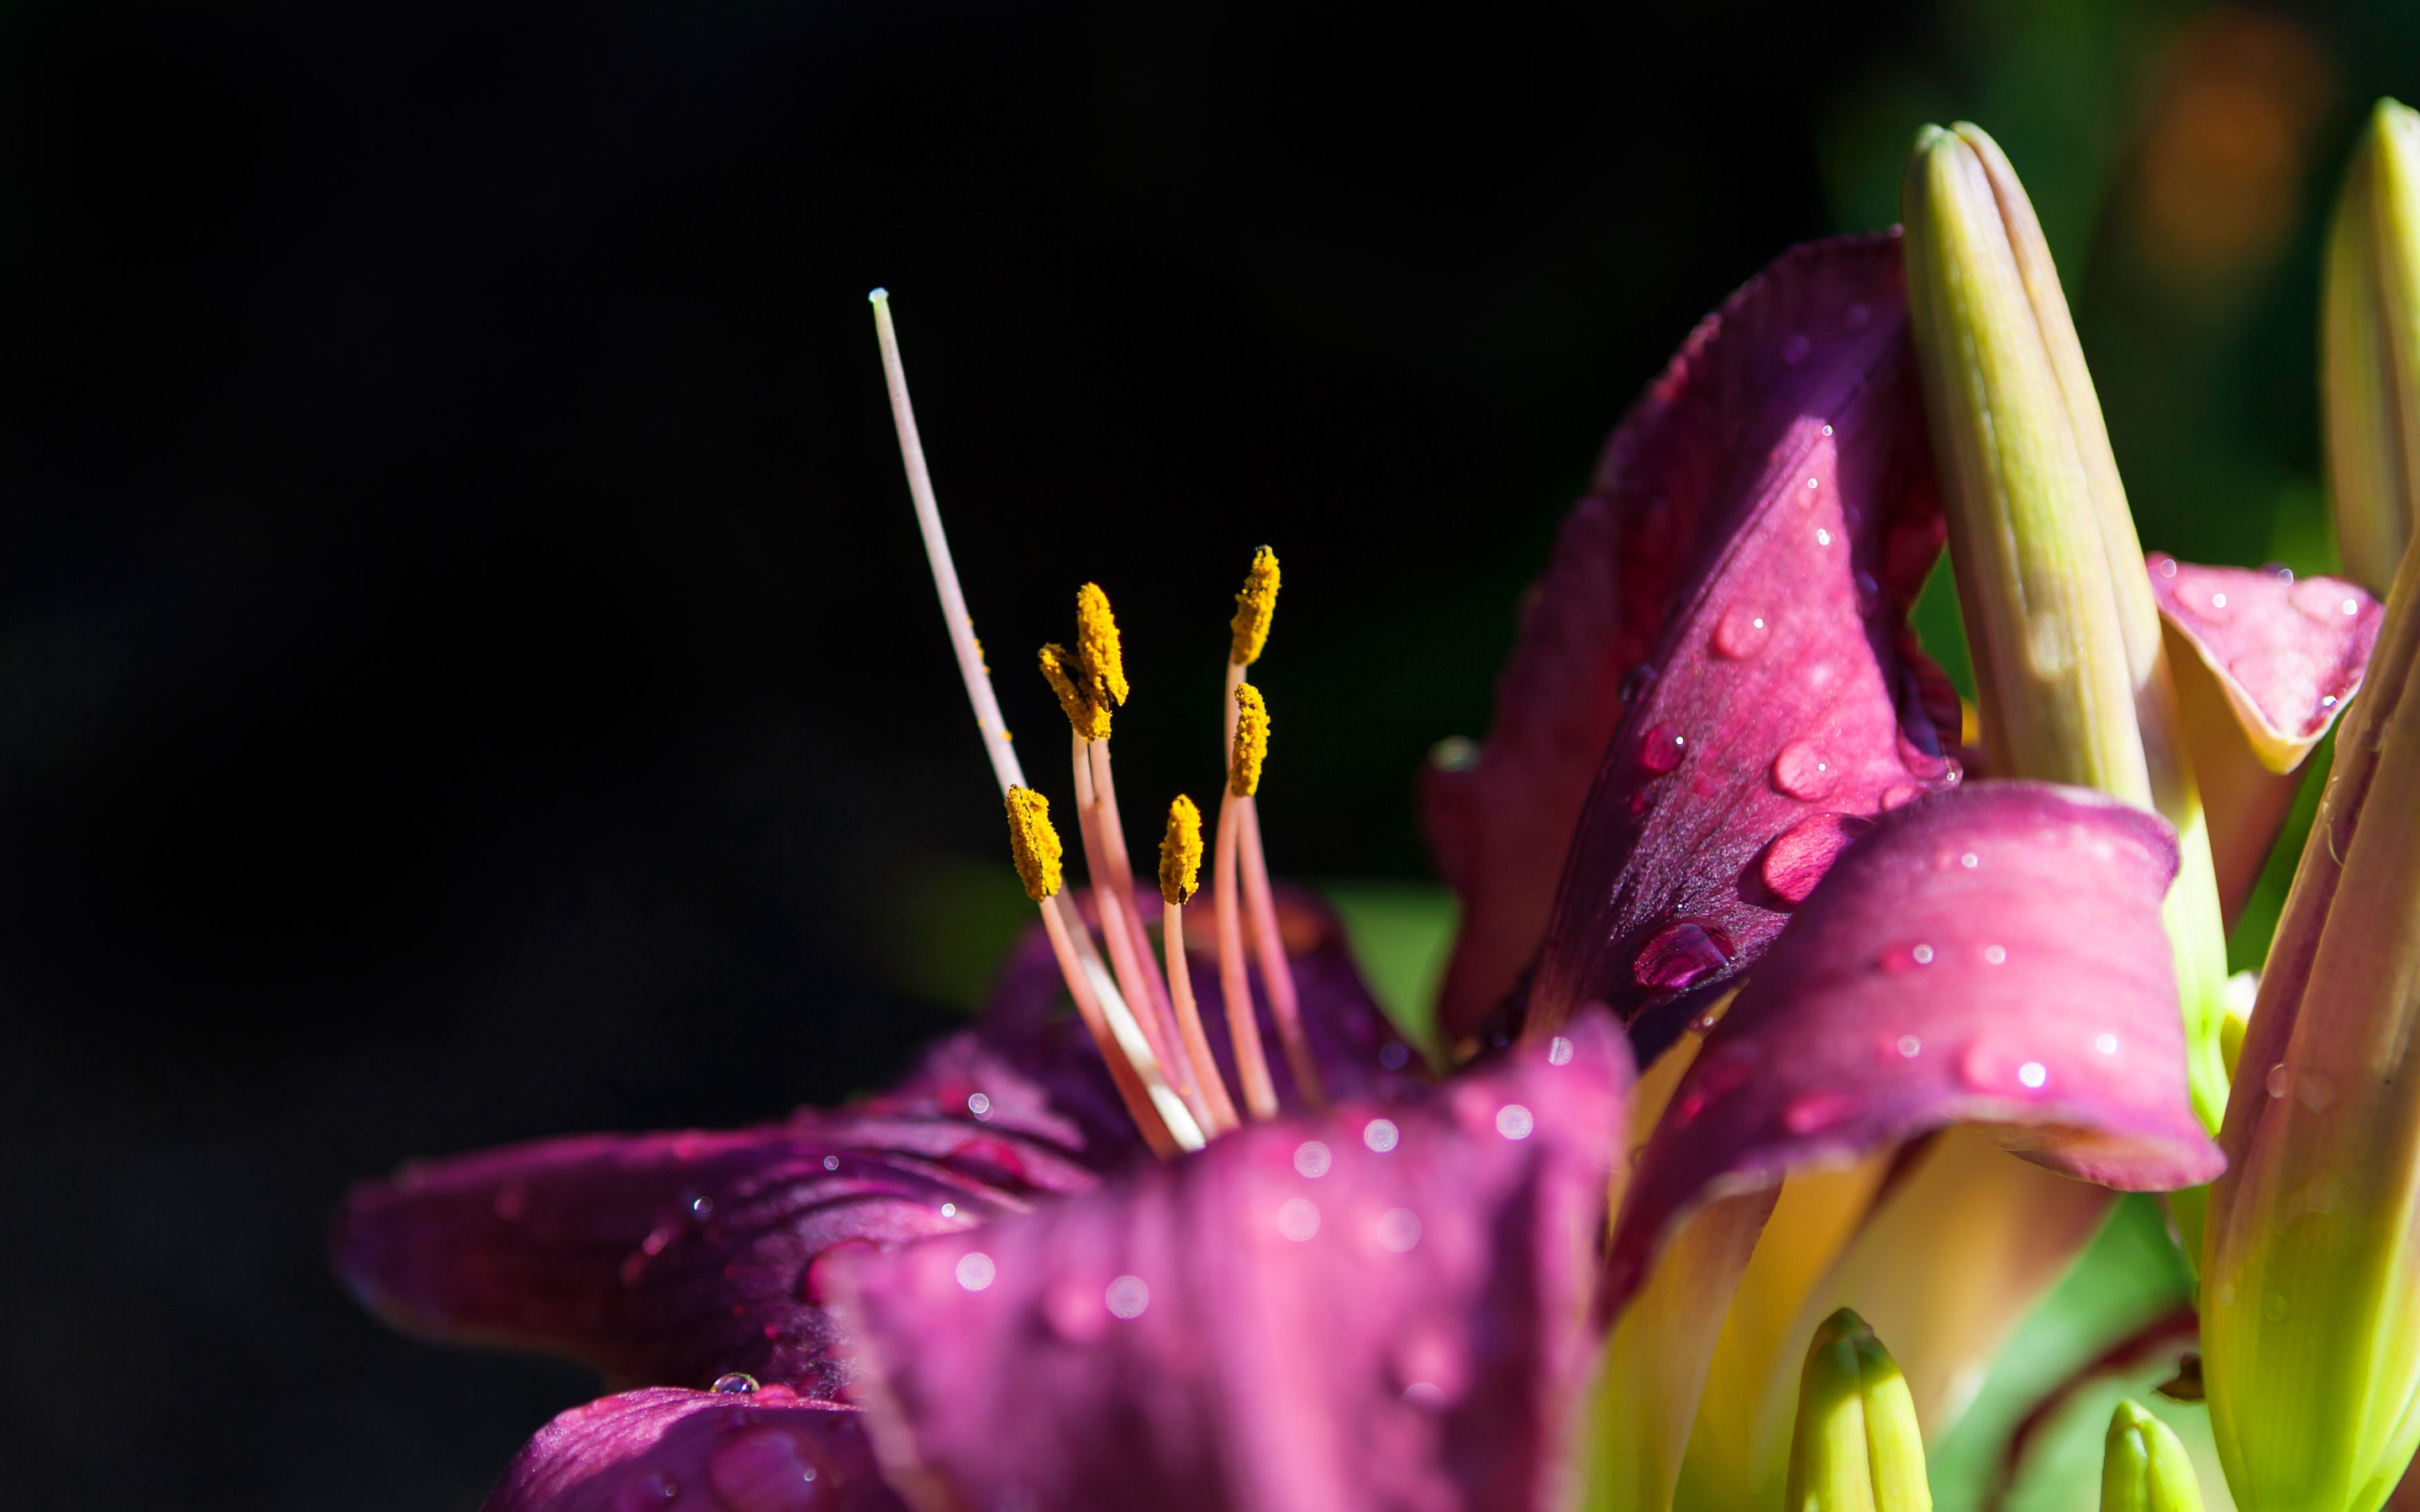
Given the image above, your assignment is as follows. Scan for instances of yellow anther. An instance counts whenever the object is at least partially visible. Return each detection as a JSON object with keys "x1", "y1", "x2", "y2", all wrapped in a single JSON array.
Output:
[
  {"x1": 1160, "y1": 795, "x2": 1203, "y2": 905},
  {"x1": 1230, "y1": 683, "x2": 1270, "y2": 796},
  {"x1": 1075, "y1": 583, "x2": 1130, "y2": 711},
  {"x1": 1229, "y1": 546, "x2": 1280, "y2": 666},
  {"x1": 1038, "y1": 643, "x2": 1111, "y2": 742},
  {"x1": 1003, "y1": 786, "x2": 1064, "y2": 901}
]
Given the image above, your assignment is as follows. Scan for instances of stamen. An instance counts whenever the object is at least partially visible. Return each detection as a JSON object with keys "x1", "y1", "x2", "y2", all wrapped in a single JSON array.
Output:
[
  {"x1": 1229, "y1": 545, "x2": 1280, "y2": 667},
  {"x1": 867, "y1": 290, "x2": 1024, "y2": 796},
  {"x1": 1074, "y1": 583, "x2": 1130, "y2": 711},
  {"x1": 1230, "y1": 684, "x2": 1270, "y2": 796},
  {"x1": 1068, "y1": 732, "x2": 1202, "y2": 1123},
  {"x1": 1213, "y1": 787, "x2": 1281, "y2": 1119},
  {"x1": 1038, "y1": 643, "x2": 1112, "y2": 742},
  {"x1": 1160, "y1": 796, "x2": 1239, "y2": 1132},
  {"x1": 1000, "y1": 788, "x2": 1189, "y2": 1154},
  {"x1": 1238, "y1": 795, "x2": 1327, "y2": 1110}
]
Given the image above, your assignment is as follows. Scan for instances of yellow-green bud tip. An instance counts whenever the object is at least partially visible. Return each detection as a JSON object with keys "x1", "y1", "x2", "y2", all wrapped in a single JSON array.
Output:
[
  {"x1": 1230, "y1": 684, "x2": 1270, "y2": 797},
  {"x1": 1785, "y1": 1308, "x2": 1931, "y2": 1512},
  {"x1": 1003, "y1": 786, "x2": 1063, "y2": 901},
  {"x1": 2101, "y1": 1400, "x2": 2204, "y2": 1512},
  {"x1": 1074, "y1": 583, "x2": 1129, "y2": 711},
  {"x1": 1039, "y1": 643, "x2": 1112, "y2": 742},
  {"x1": 1229, "y1": 546, "x2": 1280, "y2": 665},
  {"x1": 1159, "y1": 795, "x2": 1203, "y2": 906}
]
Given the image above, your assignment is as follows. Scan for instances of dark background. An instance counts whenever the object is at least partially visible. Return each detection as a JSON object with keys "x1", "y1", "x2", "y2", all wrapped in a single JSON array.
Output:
[{"x1": 1, "y1": 1, "x2": 2410, "y2": 1506}]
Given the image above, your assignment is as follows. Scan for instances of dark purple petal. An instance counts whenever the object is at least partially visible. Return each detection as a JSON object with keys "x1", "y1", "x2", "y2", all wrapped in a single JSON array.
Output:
[
  {"x1": 334, "y1": 1035, "x2": 1115, "y2": 1400},
  {"x1": 1424, "y1": 231, "x2": 1955, "y2": 1049},
  {"x1": 832, "y1": 1016, "x2": 1631, "y2": 1512},
  {"x1": 1604, "y1": 781, "x2": 2223, "y2": 1314},
  {"x1": 982, "y1": 882, "x2": 1433, "y2": 1111},
  {"x1": 2147, "y1": 555, "x2": 2382, "y2": 921},
  {"x1": 483, "y1": 1385, "x2": 903, "y2": 1512}
]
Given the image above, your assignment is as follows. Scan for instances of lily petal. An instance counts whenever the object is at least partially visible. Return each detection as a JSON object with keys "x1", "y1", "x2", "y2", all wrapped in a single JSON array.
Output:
[
  {"x1": 1606, "y1": 780, "x2": 2223, "y2": 1316},
  {"x1": 484, "y1": 1384, "x2": 902, "y2": 1512},
  {"x1": 1426, "y1": 231, "x2": 1955, "y2": 1051},
  {"x1": 832, "y1": 1017, "x2": 1631, "y2": 1512},
  {"x1": 2146, "y1": 555, "x2": 2382, "y2": 922},
  {"x1": 333, "y1": 1034, "x2": 1120, "y2": 1400}
]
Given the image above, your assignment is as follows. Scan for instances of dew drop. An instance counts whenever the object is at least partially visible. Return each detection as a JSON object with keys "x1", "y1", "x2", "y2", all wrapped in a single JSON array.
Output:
[
  {"x1": 1815, "y1": 528, "x2": 1833, "y2": 547},
  {"x1": 1712, "y1": 604, "x2": 1772, "y2": 659},
  {"x1": 2183, "y1": 585, "x2": 2235, "y2": 622},
  {"x1": 614, "y1": 1474, "x2": 681, "y2": 1512},
  {"x1": 2262, "y1": 1292, "x2": 2290, "y2": 1323},
  {"x1": 1376, "y1": 1208, "x2": 1423, "y2": 1252},
  {"x1": 689, "y1": 1194, "x2": 714, "y2": 1221},
  {"x1": 1618, "y1": 663, "x2": 1660, "y2": 707},
  {"x1": 1960, "y1": 851, "x2": 1980, "y2": 869},
  {"x1": 1897, "y1": 1035, "x2": 1922, "y2": 1058},
  {"x1": 1276, "y1": 1198, "x2": 1322, "y2": 1242},
  {"x1": 1783, "y1": 333, "x2": 1812, "y2": 365},
  {"x1": 1293, "y1": 1140, "x2": 1333, "y2": 1179},
  {"x1": 955, "y1": 1252, "x2": 997, "y2": 1291},
  {"x1": 2095, "y1": 1032, "x2": 2119, "y2": 1056},
  {"x1": 966, "y1": 1091, "x2": 992, "y2": 1119},
  {"x1": 713, "y1": 1373, "x2": 760, "y2": 1395},
  {"x1": 1880, "y1": 942, "x2": 1936, "y2": 972},
  {"x1": 1822, "y1": 422, "x2": 1837, "y2": 436},
  {"x1": 2153, "y1": 554, "x2": 2179, "y2": 579},
  {"x1": 1496, "y1": 1103, "x2": 1535, "y2": 1140},
  {"x1": 1982, "y1": 944, "x2": 2007, "y2": 965},
  {"x1": 1632, "y1": 921, "x2": 1735, "y2": 990},
  {"x1": 1105, "y1": 1275, "x2": 1150, "y2": 1318},
  {"x1": 1364, "y1": 1118, "x2": 1401, "y2": 1153},
  {"x1": 1783, "y1": 1090, "x2": 1856, "y2": 1134},
  {"x1": 708, "y1": 1428, "x2": 827, "y2": 1512},
  {"x1": 2291, "y1": 576, "x2": 2365, "y2": 622},
  {"x1": 1760, "y1": 811, "x2": 1866, "y2": 905},
  {"x1": 938, "y1": 1202, "x2": 957, "y2": 1219},
  {"x1": 2018, "y1": 1061, "x2": 2048, "y2": 1090},
  {"x1": 1638, "y1": 724, "x2": 1686, "y2": 774},
  {"x1": 823, "y1": 1155, "x2": 839, "y2": 1172},
  {"x1": 1770, "y1": 740, "x2": 1839, "y2": 801},
  {"x1": 1547, "y1": 1035, "x2": 1575, "y2": 1066},
  {"x1": 2265, "y1": 1063, "x2": 2291, "y2": 1099},
  {"x1": 2266, "y1": 562, "x2": 2295, "y2": 583}
]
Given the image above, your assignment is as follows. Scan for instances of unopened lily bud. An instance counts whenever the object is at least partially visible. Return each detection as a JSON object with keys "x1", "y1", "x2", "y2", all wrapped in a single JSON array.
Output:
[
  {"x1": 2102, "y1": 1400, "x2": 2205, "y2": 1512},
  {"x1": 2323, "y1": 99, "x2": 2420, "y2": 597},
  {"x1": 2203, "y1": 541, "x2": 2420, "y2": 1511},
  {"x1": 1902, "y1": 121, "x2": 2234, "y2": 1127},
  {"x1": 1783, "y1": 1309, "x2": 1930, "y2": 1512}
]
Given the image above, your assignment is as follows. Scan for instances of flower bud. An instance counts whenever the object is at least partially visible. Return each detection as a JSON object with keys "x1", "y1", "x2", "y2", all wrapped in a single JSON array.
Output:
[
  {"x1": 1902, "y1": 121, "x2": 2234, "y2": 1128},
  {"x1": 1782, "y1": 1309, "x2": 1930, "y2": 1512},
  {"x1": 2323, "y1": 98, "x2": 2420, "y2": 597},
  {"x1": 2202, "y1": 535, "x2": 2420, "y2": 1511},
  {"x1": 2102, "y1": 1400, "x2": 2206, "y2": 1512}
]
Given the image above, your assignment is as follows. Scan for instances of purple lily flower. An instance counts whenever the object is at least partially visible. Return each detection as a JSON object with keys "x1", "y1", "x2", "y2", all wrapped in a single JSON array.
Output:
[{"x1": 337, "y1": 224, "x2": 2381, "y2": 1512}]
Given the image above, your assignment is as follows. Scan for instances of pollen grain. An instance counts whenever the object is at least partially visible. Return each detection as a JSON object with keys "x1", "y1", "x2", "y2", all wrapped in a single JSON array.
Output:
[
  {"x1": 1004, "y1": 786, "x2": 1065, "y2": 900},
  {"x1": 1038, "y1": 643, "x2": 1111, "y2": 741},
  {"x1": 1075, "y1": 583, "x2": 1130, "y2": 711}
]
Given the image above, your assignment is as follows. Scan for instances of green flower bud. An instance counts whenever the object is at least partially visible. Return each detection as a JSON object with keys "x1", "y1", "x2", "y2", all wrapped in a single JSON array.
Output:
[
  {"x1": 2323, "y1": 98, "x2": 2420, "y2": 597},
  {"x1": 1783, "y1": 1309, "x2": 1930, "y2": 1512},
  {"x1": 2203, "y1": 537, "x2": 2420, "y2": 1510},
  {"x1": 1902, "y1": 121, "x2": 2235, "y2": 1130},
  {"x1": 2102, "y1": 1400, "x2": 2206, "y2": 1512}
]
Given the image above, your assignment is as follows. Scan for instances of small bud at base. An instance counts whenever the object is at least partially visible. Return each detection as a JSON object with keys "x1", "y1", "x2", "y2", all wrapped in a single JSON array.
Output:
[{"x1": 2100, "y1": 1400, "x2": 2204, "y2": 1512}]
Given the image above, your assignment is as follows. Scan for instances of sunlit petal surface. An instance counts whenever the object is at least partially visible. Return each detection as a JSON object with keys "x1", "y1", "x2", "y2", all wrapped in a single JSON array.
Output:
[{"x1": 832, "y1": 1018, "x2": 1629, "y2": 1512}]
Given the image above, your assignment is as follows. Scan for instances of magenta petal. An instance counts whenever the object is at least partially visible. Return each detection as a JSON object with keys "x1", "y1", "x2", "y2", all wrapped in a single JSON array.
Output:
[
  {"x1": 483, "y1": 1385, "x2": 902, "y2": 1512},
  {"x1": 833, "y1": 1017, "x2": 1632, "y2": 1512},
  {"x1": 334, "y1": 1035, "x2": 1115, "y2": 1399},
  {"x1": 2147, "y1": 554, "x2": 2381, "y2": 764},
  {"x1": 1488, "y1": 234, "x2": 1954, "y2": 1053},
  {"x1": 1603, "y1": 781, "x2": 2223, "y2": 1313}
]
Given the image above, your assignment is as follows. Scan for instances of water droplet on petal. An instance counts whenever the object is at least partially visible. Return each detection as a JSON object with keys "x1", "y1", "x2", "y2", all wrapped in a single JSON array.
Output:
[
  {"x1": 966, "y1": 1091, "x2": 992, "y2": 1119},
  {"x1": 1960, "y1": 851, "x2": 1980, "y2": 869},
  {"x1": 2263, "y1": 1292, "x2": 2290, "y2": 1323},
  {"x1": 1402, "y1": 1382, "x2": 1447, "y2": 1408},
  {"x1": 823, "y1": 1155, "x2": 839, "y2": 1172},
  {"x1": 689, "y1": 1194, "x2": 715, "y2": 1221},
  {"x1": 1712, "y1": 604, "x2": 1772, "y2": 659},
  {"x1": 1293, "y1": 1141, "x2": 1332, "y2": 1179},
  {"x1": 1783, "y1": 1090, "x2": 1857, "y2": 1134},
  {"x1": 614, "y1": 1473, "x2": 681, "y2": 1512},
  {"x1": 2152, "y1": 553, "x2": 2179, "y2": 579},
  {"x1": 1618, "y1": 663, "x2": 1659, "y2": 707},
  {"x1": 2095, "y1": 1033, "x2": 2119, "y2": 1055},
  {"x1": 709, "y1": 1428, "x2": 827, "y2": 1512},
  {"x1": 1496, "y1": 1104, "x2": 1535, "y2": 1139},
  {"x1": 1897, "y1": 1035, "x2": 1922, "y2": 1058},
  {"x1": 2183, "y1": 585, "x2": 2234, "y2": 622},
  {"x1": 2291, "y1": 576, "x2": 2365, "y2": 622},
  {"x1": 1276, "y1": 1199, "x2": 1321, "y2": 1242},
  {"x1": 1770, "y1": 740, "x2": 1839, "y2": 801},
  {"x1": 955, "y1": 1252, "x2": 997, "y2": 1291},
  {"x1": 1376, "y1": 1209, "x2": 1423, "y2": 1252},
  {"x1": 1638, "y1": 723, "x2": 1686, "y2": 774},
  {"x1": 2266, "y1": 1063, "x2": 2291, "y2": 1099},
  {"x1": 2018, "y1": 1061, "x2": 2048, "y2": 1089},
  {"x1": 1821, "y1": 422, "x2": 1836, "y2": 436},
  {"x1": 1105, "y1": 1275, "x2": 1150, "y2": 1318},
  {"x1": 1633, "y1": 921, "x2": 1735, "y2": 990},
  {"x1": 2265, "y1": 562, "x2": 2295, "y2": 583},
  {"x1": 1814, "y1": 528, "x2": 1833, "y2": 547},
  {"x1": 1547, "y1": 1035, "x2": 1574, "y2": 1066},
  {"x1": 1363, "y1": 1118, "x2": 1400, "y2": 1153},
  {"x1": 1982, "y1": 944, "x2": 2007, "y2": 965},
  {"x1": 1782, "y1": 333, "x2": 1812, "y2": 364},
  {"x1": 1880, "y1": 942, "x2": 1936, "y2": 972},
  {"x1": 1760, "y1": 811, "x2": 1867, "y2": 905},
  {"x1": 713, "y1": 1373, "x2": 760, "y2": 1395}
]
